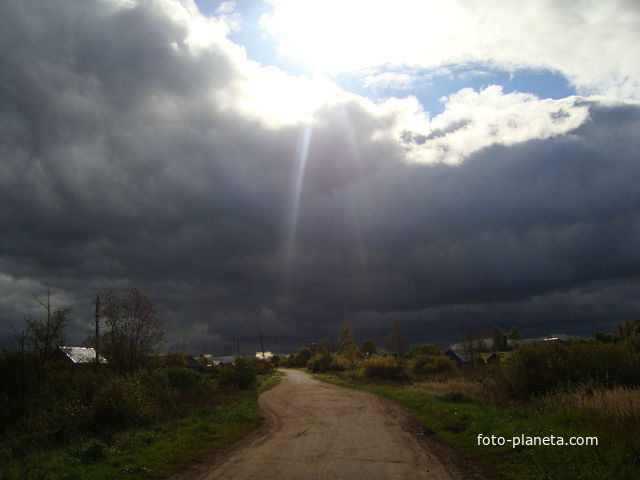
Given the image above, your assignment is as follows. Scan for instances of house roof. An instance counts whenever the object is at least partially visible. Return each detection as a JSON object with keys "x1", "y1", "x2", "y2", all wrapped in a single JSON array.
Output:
[
  {"x1": 59, "y1": 346, "x2": 107, "y2": 364},
  {"x1": 444, "y1": 349, "x2": 472, "y2": 363}
]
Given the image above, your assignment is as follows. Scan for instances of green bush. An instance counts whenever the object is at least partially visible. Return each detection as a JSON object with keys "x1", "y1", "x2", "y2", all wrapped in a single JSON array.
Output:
[
  {"x1": 165, "y1": 367, "x2": 201, "y2": 390},
  {"x1": 507, "y1": 340, "x2": 640, "y2": 399},
  {"x1": 91, "y1": 375, "x2": 152, "y2": 431},
  {"x1": 147, "y1": 352, "x2": 187, "y2": 368},
  {"x1": 411, "y1": 355, "x2": 455, "y2": 375},
  {"x1": 307, "y1": 352, "x2": 334, "y2": 373},
  {"x1": 295, "y1": 348, "x2": 314, "y2": 368},
  {"x1": 71, "y1": 438, "x2": 108, "y2": 464},
  {"x1": 361, "y1": 355, "x2": 407, "y2": 380},
  {"x1": 217, "y1": 358, "x2": 256, "y2": 389}
]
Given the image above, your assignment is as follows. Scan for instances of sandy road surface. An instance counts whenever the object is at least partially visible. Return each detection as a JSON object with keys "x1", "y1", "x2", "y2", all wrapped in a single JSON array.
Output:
[{"x1": 172, "y1": 369, "x2": 492, "y2": 480}]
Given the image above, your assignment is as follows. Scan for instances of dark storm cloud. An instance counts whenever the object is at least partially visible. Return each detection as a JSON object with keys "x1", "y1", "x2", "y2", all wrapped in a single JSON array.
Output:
[{"x1": 1, "y1": 0, "x2": 639, "y2": 354}]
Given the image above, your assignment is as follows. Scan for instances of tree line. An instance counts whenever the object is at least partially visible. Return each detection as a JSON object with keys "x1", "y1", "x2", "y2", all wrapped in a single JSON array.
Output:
[{"x1": 10, "y1": 287, "x2": 163, "y2": 373}]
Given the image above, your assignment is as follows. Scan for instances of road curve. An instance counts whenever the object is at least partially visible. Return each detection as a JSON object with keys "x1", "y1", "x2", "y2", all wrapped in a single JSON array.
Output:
[{"x1": 173, "y1": 369, "x2": 492, "y2": 480}]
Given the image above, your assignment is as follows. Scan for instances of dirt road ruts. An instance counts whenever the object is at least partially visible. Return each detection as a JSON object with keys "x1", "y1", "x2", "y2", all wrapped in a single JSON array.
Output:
[{"x1": 170, "y1": 369, "x2": 493, "y2": 480}]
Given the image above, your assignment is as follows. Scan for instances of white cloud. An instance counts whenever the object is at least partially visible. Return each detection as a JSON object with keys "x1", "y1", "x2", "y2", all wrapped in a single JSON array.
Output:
[
  {"x1": 403, "y1": 86, "x2": 590, "y2": 164},
  {"x1": 361, "y1": 72, "x2": 413, "y2": 90},
  {"x1": 261, "y1": 0, "x2": 640, "y2": 101}
]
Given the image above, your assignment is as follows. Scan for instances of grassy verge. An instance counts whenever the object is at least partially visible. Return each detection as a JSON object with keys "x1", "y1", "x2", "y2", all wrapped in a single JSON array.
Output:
[
  {"x1": 1, "y1": 371, "x2": 283, "y2": 480},
  {"x1": 315, "y1": 373, "x2": 639, "y2": 480}
]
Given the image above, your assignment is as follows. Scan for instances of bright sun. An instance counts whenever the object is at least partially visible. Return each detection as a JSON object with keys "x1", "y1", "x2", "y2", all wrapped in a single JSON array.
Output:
[{"x1": 260, "y1": 0, "x2": 452, "y2": 75}]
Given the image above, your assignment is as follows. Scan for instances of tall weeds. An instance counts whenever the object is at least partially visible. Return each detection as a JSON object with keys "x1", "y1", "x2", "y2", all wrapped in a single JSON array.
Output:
[{"x1": 541, "y1": 385, "x2": 640, "y2": 431}]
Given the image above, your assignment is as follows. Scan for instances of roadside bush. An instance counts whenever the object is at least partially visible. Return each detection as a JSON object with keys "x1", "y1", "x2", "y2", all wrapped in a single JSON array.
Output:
[
  {"x1": 411, "y1": 355, "x2": 455, "y2": 376},
  {"x1": 92, "y1": 375, "x2": 153, "y2": 431},
  {"x1": 307, "y1": 352, "x2": 333, "y2": 373},
  {"x1": 507, "y1": 340, "x2": 640, "y2": 399},
  {"x1": 165, "y1": 367, "x2": 201, "y2": 390},
  {"x1": 217, "y1": 358, "x2": 256, "y2": 389},
  {"x1": 362, "y1": 355, "x2": 407, "y2": 380},
  {"x1": 294, "y1": 348, "x2": 314, "y2": 368}
]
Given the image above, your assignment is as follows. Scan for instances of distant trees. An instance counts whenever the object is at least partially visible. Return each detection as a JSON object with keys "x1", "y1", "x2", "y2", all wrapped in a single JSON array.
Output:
[
  {"x1": 409, "y1": 343, "x2": 440, "y2": 357},
  {"x1": 463, "y1": 327, "x2": 474, "y2": 358},
  {"x1": 317, "y1": 338, "x2": 334, "y2": 354},
  {"x1": 507, "y1": 326, "x2": 521, "y2": 346},
  {"x1": 338, "y1": 321, "x2": 354, "y2": 350},
  {"x1": 384, "y1": 320, "x2": 408, "y2": 357},
  {"x1": 618, "y1": 318, "x2": 640, "y2": 340},
  {"x1": 491, "y1": 325, "x2": 507, "y2": 352},
  {"x1": 101, "y1": 289, "x2": 164, "y2": 372},
  {"x1": 360, "y1": 339, "x2": 378, "y2": 356},
  {"x1": 475, "y1": 334, "x2": 489, "y2": 353},
  {"x1": 24, "y1": 290, "x2": 71, "y2": 365}
]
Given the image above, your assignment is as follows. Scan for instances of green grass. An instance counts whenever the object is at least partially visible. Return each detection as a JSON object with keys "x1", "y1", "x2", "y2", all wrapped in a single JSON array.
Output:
[
  {"x1": 258, "y1": 371, "x2": 283, "y2": 394},
  {"x1": 315, "y1": 373, "x2": 640, "y2": 480},
  {"x1": 1, "y1": 372, "x2": 283, "y2": 480}
]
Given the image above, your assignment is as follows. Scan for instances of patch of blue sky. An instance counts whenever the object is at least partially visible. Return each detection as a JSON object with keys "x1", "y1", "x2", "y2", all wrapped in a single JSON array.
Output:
[{"x1": 334, "y1": 66, "x2": 577, "y2": 116}]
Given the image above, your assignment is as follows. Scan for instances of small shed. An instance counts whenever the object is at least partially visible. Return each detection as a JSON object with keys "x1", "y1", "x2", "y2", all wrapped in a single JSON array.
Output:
[{"x1": 444, "y1": 349, "x2": 471, "y2": 366}]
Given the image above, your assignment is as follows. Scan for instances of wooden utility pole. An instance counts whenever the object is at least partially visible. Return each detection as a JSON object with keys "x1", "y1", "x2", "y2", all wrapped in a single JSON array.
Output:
[
  {"x1": 259, "y1": 334, "x2": 266, "y2": 372},
  {"x1": 236, "y1": 337, "x2": 240, "y2": 362},
  {"x1": 94, "y1": 293, "x2": 100, "y2": 364}
]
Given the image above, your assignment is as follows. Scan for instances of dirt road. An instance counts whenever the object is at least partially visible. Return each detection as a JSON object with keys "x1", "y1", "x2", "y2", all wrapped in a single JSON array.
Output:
[{"x1": 174, "y1": 369, "x2": 492, "y2": 480}]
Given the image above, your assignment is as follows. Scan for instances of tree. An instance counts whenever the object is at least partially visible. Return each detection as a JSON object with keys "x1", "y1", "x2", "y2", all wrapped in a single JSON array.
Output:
[
  {"x1": 317, "y1": 338, "x2": 334, "y2": 354},
  {"x1": 475, "y1": 334, "x2": 489, "y2": 353},
  {"x1": 507, "y1": 326, "x2": 521, "y2": 346},
  {"x1": 338, "y1": 321, "x2": 354, "y2": 350},
  {"x1": 491, "y1": 325, "x2": 507, "y2": 352},
  {"x1": 384, "y1": 320, "x2": 408, "y2": 357},
  {"x1": 25, "y1": 289, "x2": 71, "y2": 364},
  {"x1": 101, "y1": 288, "x2": 164, "y2": 372},
  {"x1": 295, "y1": 347, "x2": 313, "y2": 367},
  {"x1": 409, "y1": 343, "x2": 440, "y2": 358},
  {"x1": 360, "y1": 339, "x2": 378, "y2": 357},
  {"x1": 463, "y1": 327, "x2": 474, "y2": 357},
  {"x1": 463, "y1": 327, "x2": 477, "y2": 365}
]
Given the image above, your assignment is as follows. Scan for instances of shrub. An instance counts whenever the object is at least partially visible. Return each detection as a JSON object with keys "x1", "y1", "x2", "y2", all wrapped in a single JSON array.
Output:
[
  {"x1": 307, "y1": 352, "x2": 334, "y2": 373},
  {"x1": 165, "y1": 367, "x2": 201, "y2": 390},
  {"x1": 217, "y1": 358, "x2": 256, "y2": 389},
  {"x1": 507, "y1": 340, "x2": 640, "y2": 399},
  {"x1": 411, "y1": 355, "x2": 455, "y2": 376},
  {"x1": 148, "y1": 352, "x2": 187, "y2": 368},
  {"x1": 91, "y1": 375, "x2": 152, "y2": 431},
  {"x1": 362, "y1": 356, "x2": 407, "y2": 380},
  {"x1": 295, "y1": 348, "x2": 314, "y2": 368},
  {"x1": 71, "y1": 439, "x2": 107, "y2": 464}
]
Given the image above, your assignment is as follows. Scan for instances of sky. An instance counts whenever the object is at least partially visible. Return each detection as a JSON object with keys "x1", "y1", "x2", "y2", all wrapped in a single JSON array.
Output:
[{"x1": 1, "y1": 0, "x2": 640, "y2": 355}]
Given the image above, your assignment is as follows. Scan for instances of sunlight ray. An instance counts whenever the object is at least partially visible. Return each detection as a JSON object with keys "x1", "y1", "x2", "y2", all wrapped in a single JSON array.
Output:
[{"x1": 283, "y1": 121, "x2": 313, "y2": 289}]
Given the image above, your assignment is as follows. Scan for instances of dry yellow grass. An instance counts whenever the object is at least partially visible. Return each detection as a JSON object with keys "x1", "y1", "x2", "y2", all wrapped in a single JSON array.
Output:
[
  {"x1": 543, "y1": 385, "x2": 640, "y2": 427},
  {"x1": 410, "y1": 379, "x2": 485, "y2": 398}
]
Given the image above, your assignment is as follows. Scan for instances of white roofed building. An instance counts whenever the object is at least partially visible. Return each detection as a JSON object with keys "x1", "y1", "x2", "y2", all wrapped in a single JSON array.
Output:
[{"x1": 59, "y1": 346, "x2": 107, "y2": 364}]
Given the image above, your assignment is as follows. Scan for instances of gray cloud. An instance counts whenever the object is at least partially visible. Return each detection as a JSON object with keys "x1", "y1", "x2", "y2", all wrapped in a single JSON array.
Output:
[{"x1": 1, "y1": 0, "x2": 639, "y2": 355}]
